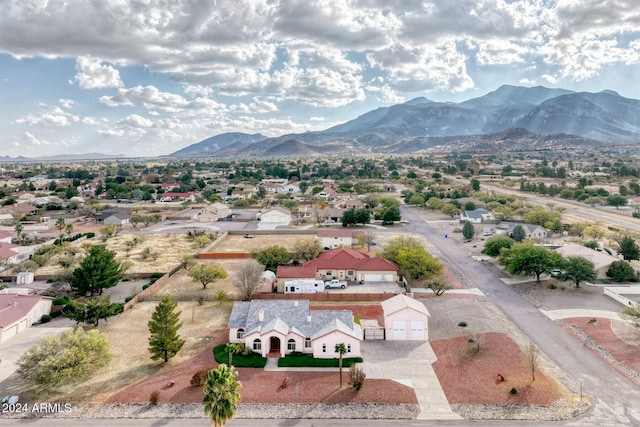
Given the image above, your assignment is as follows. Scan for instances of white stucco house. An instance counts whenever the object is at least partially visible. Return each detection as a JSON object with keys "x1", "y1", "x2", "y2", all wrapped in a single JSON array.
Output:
[
  {"x1": 496, "y1": 222, "x2": 550, "y2": 239},
  {"x1": 228, "y1": 299, "x2": 362, "y2": 358},
  {"x1": 317, "y1": 229, "x2": 362, "y2": 249},
  {"x1": 460, "y1": 208, "x2": 494, "y2": 224},
  {"x1": 382, "y1": 294, "x2": 430, "y2": 341},
  {"x1": 0, "y1": 294, "x2": 53, "y2": 344},
  {"x1": 258, "y1": 207, "x2": 292, "y2": 226},
  {"x1": 197, "y1": 202, "x2": 231, "y2": 222}
]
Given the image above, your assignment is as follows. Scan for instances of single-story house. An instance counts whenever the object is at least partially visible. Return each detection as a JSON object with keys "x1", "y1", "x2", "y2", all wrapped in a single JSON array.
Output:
[
  {"x1": 496, "y1": 222, "x2": 550, "y2": 239},
  {"x1": 259, "y1": 207, "x2": 292, "y2": 224},
  {"x1": 158, "y1": 192, "x2": 197, "y2": 203},
  {"x1": 382, "y1": 294, "x2": 430, "y2": 341},
  {"x1": 197, "y1": 202, "x2": 231, "y2": 222},
  {"x1": 0, "y1": 231, "x2": 12, "y2": 244},
  {"x1": 275, "y1": 247, "x2": 400, "y2": 292},
  {"x1": 317, "y1": 229, "x2": 363, "y2": 249},
  {"x1": 460, "y1": 208, "x2": 494, "y2": 224},
  {"x1": 554, "y1": 243, "x2": 619, "y2": 278},
  {"x1": 317, "y1": 187, "x2": 341, "y2": 201},
  {"x1": 0, "y1": 242, "x2": 21, "y2": 265},
  {"x1": 0, "y1": 294, "x2": 53, "y2": 344},
  {"x1": 228, "y1": 299, "x2": 362, "y2": 358},
  {"x1": 93, "y1": 208, "x2": 130, "y2": 226}
]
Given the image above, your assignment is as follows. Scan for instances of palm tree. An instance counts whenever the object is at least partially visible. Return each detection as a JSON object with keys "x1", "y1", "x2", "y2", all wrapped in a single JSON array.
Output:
[
  {"x1": 203, "y1": 364, "x2": 242, "y2": 427},
  {"x1": 65, "y1": 223, "x2": 74, "y2": 239},
  {"x1": 55, "y1": 217, "x2": 66, "y2": 238},
  {"x1": 335, "y1": 343, "x2": 347, "y2": 387},
  {"x1": 14, "y1": 223, "x2": 23, "y2": 239}
]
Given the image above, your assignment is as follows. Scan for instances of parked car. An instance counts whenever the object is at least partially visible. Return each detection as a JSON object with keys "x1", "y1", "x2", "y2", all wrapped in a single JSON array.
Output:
[{"x1": 244, "y1": 234, "x2": 255, "y2": 238}]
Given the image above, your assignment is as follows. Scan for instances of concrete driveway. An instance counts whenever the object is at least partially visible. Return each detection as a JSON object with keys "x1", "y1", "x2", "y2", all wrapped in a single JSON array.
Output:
[
  {"x1": 359, "y1": 340, "x2": 461, "y2": 420},
  {"x1": 0, "y1": 324, "x2": 71, "y2": 385}
]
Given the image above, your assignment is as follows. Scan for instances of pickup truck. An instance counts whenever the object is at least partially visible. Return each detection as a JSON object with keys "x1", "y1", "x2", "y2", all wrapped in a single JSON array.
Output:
[{"x1": 324, "y1": 279, "x2": 347, "y2": 289}]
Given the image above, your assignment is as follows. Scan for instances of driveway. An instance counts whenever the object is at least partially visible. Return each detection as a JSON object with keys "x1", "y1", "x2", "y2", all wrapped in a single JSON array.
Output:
[
  {"x1": 0, "y1": 323, "x2": 71, "y2": 385},
  {"x1": 359, "y1": 340, "x2": 461, "y2": 421}
]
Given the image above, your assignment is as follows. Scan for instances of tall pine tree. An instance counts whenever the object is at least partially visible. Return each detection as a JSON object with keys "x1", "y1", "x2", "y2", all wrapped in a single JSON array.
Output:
[
  {"x1": 71, "y1": 244, "x2": 125, "y2": 296},
  {"x1": 148, "y1": 296, "x2": 185, "y2": 363}
]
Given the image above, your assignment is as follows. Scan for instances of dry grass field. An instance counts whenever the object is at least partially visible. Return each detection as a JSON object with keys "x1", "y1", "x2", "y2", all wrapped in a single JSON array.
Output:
[
  {"x1": 33, "y1": 234, "x2": 199, "y2": 276},
  {"x1": 211, "y1": 233, "x2": 315, "y2": 253}
]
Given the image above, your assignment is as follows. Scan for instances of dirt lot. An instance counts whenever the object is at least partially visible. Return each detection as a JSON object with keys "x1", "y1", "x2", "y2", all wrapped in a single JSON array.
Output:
[
  {"x1": 211, "y1": 233, "x2": 315, "y2": 253},
  {"x1": 33, "y1": 233, "x2": 200, "y2": 276}
]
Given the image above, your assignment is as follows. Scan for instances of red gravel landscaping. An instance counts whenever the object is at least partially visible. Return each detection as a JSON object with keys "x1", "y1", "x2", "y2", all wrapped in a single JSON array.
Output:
[{"x1": 431, "y1": 332, "x2": 564, "y2": 405}]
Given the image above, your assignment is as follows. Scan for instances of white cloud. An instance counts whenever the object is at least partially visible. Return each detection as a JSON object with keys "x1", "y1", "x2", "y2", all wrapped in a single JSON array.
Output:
[
  {"x1": 15, "y1": 106, "x2": 80, "y2": 127},
  {"x1": 24, "y1": 131, "x2": 51, "y2": 146},
  {"x1": 74, "y1": 56, "x2": 123, "y2": 89},
  {"x1": 519, "y1": 78, "x2": 536, "y2": 85},
  {"x1": 100, "y1": 85, "x2": 225, "y2": 116},
  {"x1": 118, "y1": 114, "x2": 153, "y2": 128},
  {"x1": 59, "y1": 98, "x2": 75, "y2": 109}
]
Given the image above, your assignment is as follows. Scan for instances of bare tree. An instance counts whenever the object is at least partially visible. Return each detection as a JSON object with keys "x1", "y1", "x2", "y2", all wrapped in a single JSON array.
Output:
[
  {"x1": 525, "y1": 342, "x2": 539, "y2": 382},
  {"x1": 359, "y1": 231, "x2": 376, "y2": 251},
  {"x1": 233, "y1": 259, "x2": 264, "y2": 300}
]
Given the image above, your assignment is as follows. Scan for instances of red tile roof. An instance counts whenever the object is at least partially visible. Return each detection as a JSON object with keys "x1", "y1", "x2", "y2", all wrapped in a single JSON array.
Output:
[
  {"x1": 276, "y1": 266, "x2": 316, "y2": 279},
  {"x1": 304, "y1": 247, "x2": 399, "y2": 272}
]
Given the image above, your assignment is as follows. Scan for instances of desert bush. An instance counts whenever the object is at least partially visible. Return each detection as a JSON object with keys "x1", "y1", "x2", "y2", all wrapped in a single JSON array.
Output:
[
  {"x1": 216, "y1": 290, "x2": 227, "y2": 304},
  {"x1": 458, "y1": 321, "x2": 467, "y2": 327},
  {"x1": 149, "y1": 390, "x2": 159, "y2": 405},
  {"x1": 39, "y1": 314, "x2": 52, "y2": 323},
  {"x1": 52, "y1": 297, "x2": 70, "y2": 305},
  {"x1": 348, "y1": 364, "x2": 366, "y2": 391},
  {"x1": 510, "y1": 387, "x2": 518, "y2": 395},
  {"x1": 190, "y1": 368, "x2": 210, "y2": 387}
]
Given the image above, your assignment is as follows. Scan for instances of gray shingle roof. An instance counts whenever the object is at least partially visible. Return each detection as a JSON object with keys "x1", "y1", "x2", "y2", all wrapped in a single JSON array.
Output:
[{"x1": 228, "y1": 300, "x2": 358, "y2": 338}]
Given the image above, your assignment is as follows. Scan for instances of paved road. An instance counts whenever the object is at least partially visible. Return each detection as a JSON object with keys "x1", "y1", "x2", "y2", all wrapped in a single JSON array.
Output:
[{"x1": 402, "y1": 205, "x2": 640, "y2": 426}]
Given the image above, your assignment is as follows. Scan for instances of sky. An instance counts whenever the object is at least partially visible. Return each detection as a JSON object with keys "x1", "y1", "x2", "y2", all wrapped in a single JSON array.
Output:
[{"x1": 0, "y1": 0, "x2": 639, "y2": 158}]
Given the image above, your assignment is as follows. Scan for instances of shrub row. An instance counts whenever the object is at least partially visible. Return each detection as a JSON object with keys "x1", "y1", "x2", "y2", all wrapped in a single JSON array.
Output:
[{"x1": 278, "y1": 352, "x2": 363, "y2": 368}]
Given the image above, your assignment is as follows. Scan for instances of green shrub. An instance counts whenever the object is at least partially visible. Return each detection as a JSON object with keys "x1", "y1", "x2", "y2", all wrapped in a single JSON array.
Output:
[
  {"x1": 150, "y1": 272, "x2": 164, "y2": 279},
  {"x1": 39, "y1": 314, "x2": 52, "y2": 323},
  {"x1": 458, "y1": 321, "x2": 467, "y2": 327},
  {"x1": 85, "y1": 232, "x2": 95, "y2": 239},
  {"x1": 278, "y1": 352, "x2": 363, "y2": 368},
  {"x1": 52, "y1": 297, "x2": 70, "y2": 305},
  {"x1": 510, "y1": 387, "x2": 518, "y2": 395},
  {"x1": 110, "y1": 303, "x2": 124, "y2": 314},
  {"x1": 124, "y1": 296, "x2": 134, "y2": 303},
  {"x1": 50, "y1": 311, "x2": 62, "y2": 318},
  {"x1": 212, "y1": 344, "x2": 266, "y2": 368},
  {"x1": 142, "y1": 284, "x2": 150, "y2": 290}
]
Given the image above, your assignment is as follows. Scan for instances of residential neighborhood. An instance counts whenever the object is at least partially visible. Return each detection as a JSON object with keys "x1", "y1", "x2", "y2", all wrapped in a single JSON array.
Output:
[{"x1": 0, "y1": 154, "x2": 638, "y2": 425}]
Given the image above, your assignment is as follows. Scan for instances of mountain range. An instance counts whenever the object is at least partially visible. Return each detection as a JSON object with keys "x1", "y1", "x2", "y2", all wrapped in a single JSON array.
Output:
[{"x1": 172, "y1": 85, "x2": 640, "y2": 157}]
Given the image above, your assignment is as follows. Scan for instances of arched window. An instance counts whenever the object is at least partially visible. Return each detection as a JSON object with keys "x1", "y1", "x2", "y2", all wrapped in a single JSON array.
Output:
[
  {"x1": 253, "y1": 339, "x2": 261, "y2": 351},
  {"x1": 236, "y1": 329, "x2": 245, "y2": 340},
  {"x1": 287, "y1": 339, "x2": 296, "y2": 351}
]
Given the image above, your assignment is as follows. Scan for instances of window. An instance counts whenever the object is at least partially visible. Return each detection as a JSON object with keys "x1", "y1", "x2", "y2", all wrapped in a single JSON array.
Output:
[
  {"x1": 322, "y1": 344, "x2": 327, "y2": 353},
  {"x1": 347, "y1": 343, "x2": 352, "y2": 353},
  {"x1": 347, "y1": 270, "x2": 354, "y2": 276},
  {"x1": 253, "y1": 339, "x2": 261, "y2": 351},
  {"x1": 287, "y1": 339, "x2": 296, "y2": 351},
  {"x1": 236, "y1": 329, "x2": 245, "y2": 340},
  {"x1": 326, "y1": 271, "x2": 332, "y2": 276},
  {"x1": 305, "y1": 338, "x2": 311, "y2": 348}
]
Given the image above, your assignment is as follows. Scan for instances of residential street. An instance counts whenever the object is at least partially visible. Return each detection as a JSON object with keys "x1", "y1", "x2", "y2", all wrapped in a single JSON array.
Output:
[{"x1": 401, "y1": 205, "x2": 640, "y2": 426}]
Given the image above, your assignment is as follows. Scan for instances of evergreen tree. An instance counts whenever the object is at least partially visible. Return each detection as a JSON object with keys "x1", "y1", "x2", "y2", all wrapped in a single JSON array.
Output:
[
  {"x1": 619, "y1": 236, "x2": 640, "y2": 261},
  {"x1": 511, "y1": 224, "x2": 527, "y2": 242},
  {"x1": 148, "y1": 296, "x2": 186, "y2": 363},
  {"x1": 71, "y1": 244, "x2": 125, "y2": 296},
  {"x1": 462, "y1": 221, "x2": 474, "y2": 240}
]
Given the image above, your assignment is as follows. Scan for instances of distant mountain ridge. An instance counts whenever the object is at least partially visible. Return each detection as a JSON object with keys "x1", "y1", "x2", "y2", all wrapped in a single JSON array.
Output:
[{"x1": 171, "y1": 85, "x2": 640, "y2": 157}]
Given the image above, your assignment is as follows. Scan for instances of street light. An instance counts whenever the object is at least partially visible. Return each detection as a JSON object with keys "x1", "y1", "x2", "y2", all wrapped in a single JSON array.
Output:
[{"x1": 578, "y1": 378, "x2": 584, "y2": 401}]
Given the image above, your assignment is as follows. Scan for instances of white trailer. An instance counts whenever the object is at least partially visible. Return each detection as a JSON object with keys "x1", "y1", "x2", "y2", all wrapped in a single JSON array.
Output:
[{"x1": 284, "y1": 279, "x2": 324, "y2": 294}]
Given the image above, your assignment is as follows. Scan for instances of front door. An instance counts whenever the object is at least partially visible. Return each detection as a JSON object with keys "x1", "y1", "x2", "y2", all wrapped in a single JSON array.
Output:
[{"x1": 270, "y1": 336, "x2": 281, "y2": 353}]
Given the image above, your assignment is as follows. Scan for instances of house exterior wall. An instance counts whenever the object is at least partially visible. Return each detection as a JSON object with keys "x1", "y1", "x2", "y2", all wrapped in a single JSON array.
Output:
[
  {"x1": 384, "y1": 308, "x2": 429, "y2": 341},
  {"x1": 261, "y1": 210, "x2": 291, "y2": 223},
  {"x1": 320, "y1": 236, "x2": 353, "y2": 249},
  {"x1": 104, "y1": 216, "x2": 129, "y2": 226},
  {"x1": 311, "y1": 331, "x2": 361, "y2": 358},
  {"x1": 0, "y1": 298, "x2": 52, "y2": 344}
]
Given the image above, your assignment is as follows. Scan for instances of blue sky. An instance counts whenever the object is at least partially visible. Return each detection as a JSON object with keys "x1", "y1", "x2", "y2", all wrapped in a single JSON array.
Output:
[{"x1": 1, "y1": 0, "x2": 639, "y2": 158}]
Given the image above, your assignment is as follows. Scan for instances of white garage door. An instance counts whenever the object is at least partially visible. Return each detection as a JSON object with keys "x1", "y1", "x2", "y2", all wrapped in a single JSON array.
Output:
[
  {"x1": 363, "y1": 273, "x2": 395, "y2": 282},
  {"x1": 410, "y1": 321, "x2": 425, "y2": 340},
  {"x1": 391, "y1": 320, "x2": 407, "y2": 340}
]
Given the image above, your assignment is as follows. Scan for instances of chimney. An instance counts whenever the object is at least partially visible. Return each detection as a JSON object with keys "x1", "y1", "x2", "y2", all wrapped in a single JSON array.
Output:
[{"x1": 258, "y1": 309, "x2": 264, "y2": 322}]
